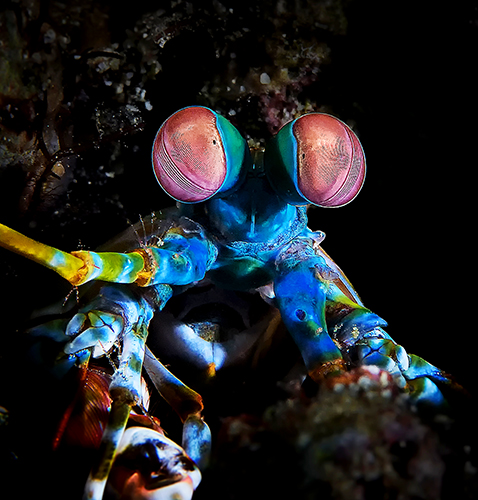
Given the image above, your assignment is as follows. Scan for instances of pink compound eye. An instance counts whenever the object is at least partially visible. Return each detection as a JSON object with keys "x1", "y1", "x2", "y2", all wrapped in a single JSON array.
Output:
[
  {"x1": 152, "y1": 107, "x2": 228, "y2": 203},
  {"x1": 265, "y1": 113, "x2": 366, "y2": 208},
  {"x1": 293, "y1": 114, "x2": 366, "y2": 207}
]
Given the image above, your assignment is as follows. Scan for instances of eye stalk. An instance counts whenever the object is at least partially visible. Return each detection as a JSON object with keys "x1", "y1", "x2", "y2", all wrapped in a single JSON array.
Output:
[
  {"x1": 152, "y1": 106, "x2": 250, "y2": 203},
  {"x1": 264, "y1": 113, "x2": 366, "y2": 207}
]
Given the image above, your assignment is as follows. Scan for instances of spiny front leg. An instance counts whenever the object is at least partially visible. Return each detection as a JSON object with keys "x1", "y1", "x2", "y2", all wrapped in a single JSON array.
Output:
[
  {"x1": 82, "y1": 285, "x2": 169, "y2": 500},
  {"x1": 274, "y1": 239, "x2": 344, "y2": 381},
  {"x1": 328, "y1": 306, "x2": 461, "y2": 408},
  {"x1": 72, "y1": 283, "x2": 211, "y2": 499},
  {"x1": 79, "y1": 291, "x2": 211, "y2": 499}
]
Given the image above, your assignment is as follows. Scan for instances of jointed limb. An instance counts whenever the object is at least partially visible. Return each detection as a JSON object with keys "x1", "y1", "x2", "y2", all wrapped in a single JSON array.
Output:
[
  {"x1": 274, "y1": 239, "x2": 344, "y2": 381},
  {"x1": 0, "y1": 220, "x2": 217, "y2": 287}
]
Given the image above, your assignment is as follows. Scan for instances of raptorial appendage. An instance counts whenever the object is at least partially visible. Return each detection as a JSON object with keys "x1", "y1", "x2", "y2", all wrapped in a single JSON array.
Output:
[
  {"x1": 274, "y1": 238, "x2": 345, "y2": 379},
  {"x1": 330, "y1": 308, "x2": 454, "y2": 407},
  {"x1": 272, "y1": 235, "x2": 455, "y2": 408}
]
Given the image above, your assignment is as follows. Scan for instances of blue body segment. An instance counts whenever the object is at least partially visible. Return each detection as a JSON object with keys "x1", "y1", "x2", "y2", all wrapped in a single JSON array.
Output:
[
  {"x1": 273, "y1": 238, "x2": 342, "y2": 373},
  {"x1": 204, "y1": 161, "x2": 299, "y2": 245},
  {"x1": 147, "y1": 231, "x2": 216, "y2": 285}
]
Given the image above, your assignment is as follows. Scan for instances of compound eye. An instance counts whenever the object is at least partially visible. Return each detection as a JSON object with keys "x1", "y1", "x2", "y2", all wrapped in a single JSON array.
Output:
[
  {"x1": 265, "y1": 113, "x2": 366, "y2": 207},
  {"x1": 152, "y1": 106, "x2": 248, "y2": 203},
  {"x1": 294, "y1": 114, "x2": 366, "y2": 207}
]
